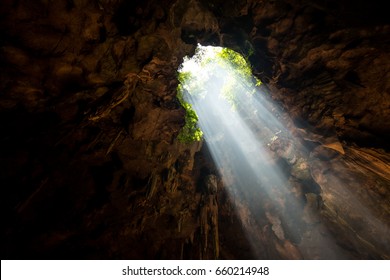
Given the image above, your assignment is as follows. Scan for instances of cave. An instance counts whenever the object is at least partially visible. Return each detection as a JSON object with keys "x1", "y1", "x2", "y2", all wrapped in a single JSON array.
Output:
[{"x1": 0, "y1": 0, "x2": 389, "y2": 260}]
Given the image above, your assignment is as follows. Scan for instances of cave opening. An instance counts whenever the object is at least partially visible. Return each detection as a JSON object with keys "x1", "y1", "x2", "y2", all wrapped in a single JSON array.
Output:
[
  {"x1": 176, "y1": 45, "x2": 347, "y2": 258},
  {"x1": 0, "y1": 0, "x2": 389, "y2": 261}
]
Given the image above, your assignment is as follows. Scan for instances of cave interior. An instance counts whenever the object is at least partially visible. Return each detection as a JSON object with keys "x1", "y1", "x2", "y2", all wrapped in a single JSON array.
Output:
[{"x1": 0, "y1": 0, "x2": 389, "y2": 259}]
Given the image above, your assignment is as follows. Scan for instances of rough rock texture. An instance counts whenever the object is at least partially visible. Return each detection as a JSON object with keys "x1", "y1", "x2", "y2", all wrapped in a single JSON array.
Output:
[{"x1": 0, "y1": 0, "x2": 389, "y2": 259}]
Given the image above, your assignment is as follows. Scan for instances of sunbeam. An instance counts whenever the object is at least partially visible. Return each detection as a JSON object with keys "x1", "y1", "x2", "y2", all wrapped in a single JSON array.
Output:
[{"x1": 178, "y1": 45, "x2": 350, "y2": 259}]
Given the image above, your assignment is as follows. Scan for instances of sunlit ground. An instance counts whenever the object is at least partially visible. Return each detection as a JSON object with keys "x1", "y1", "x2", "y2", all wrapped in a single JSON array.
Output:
[{"x1": 178, "y1": 45, "x2": 347, "y2": 259}]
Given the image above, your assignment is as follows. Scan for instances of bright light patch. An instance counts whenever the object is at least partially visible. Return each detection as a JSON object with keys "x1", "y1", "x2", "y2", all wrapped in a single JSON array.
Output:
[
  {"x1": 180, "y1": 45, "x2": 223, "y2": 74},
  {"x1": 177, "y1": 44, "x2": 346, "y2": 259}
]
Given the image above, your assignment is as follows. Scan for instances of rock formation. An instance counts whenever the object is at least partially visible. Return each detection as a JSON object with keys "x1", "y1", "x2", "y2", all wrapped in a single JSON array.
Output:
[{"x1": 0, "y1": 0, "x2": 388, "y2": 259}]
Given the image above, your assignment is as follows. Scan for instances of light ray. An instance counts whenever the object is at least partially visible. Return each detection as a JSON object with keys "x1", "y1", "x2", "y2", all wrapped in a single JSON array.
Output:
[{"x1": 178, "y1": 45, "x2": 354, "y2": 259}]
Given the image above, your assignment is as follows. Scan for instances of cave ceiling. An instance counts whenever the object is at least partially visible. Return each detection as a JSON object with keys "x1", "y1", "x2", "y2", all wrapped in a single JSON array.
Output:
[{"x1": 0, "y1": 0, "x2": 389, "y2": 259}]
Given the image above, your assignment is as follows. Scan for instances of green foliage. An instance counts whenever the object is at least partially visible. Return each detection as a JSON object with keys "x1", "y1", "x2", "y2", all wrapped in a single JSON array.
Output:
[
  {"x1": 176, "y1": 45, "x2": 262, "y2": 143},
  {"x1": 178, "y1": 71, "x2": 192, "y2": 84},
  {"x1": 176, "y1": 84, "x2": 203, "y2": 143},
  {"x1": 216, "y1": 48, "x2": 261, "y2": 109},
  {"x1": 217, "y1": 48, "x2": 252, "y2": 82},
  {"x1": 244, "y1": 40, "x2": 255, "y2": 61}
]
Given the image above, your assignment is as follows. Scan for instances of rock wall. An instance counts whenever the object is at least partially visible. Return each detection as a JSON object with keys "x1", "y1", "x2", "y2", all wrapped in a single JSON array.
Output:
[{"x1": 0, "y1": 0, "x2": 389, "y2": 259}]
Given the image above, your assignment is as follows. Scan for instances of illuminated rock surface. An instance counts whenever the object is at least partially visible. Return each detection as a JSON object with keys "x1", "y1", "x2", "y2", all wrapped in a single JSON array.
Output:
[{"x1": 0, "y1": 0, "x2": 388, "y2": 259}]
